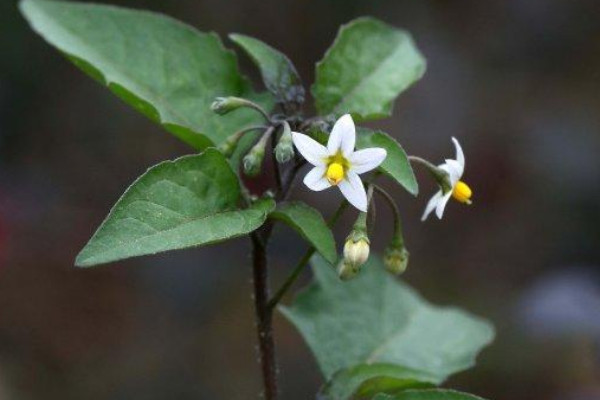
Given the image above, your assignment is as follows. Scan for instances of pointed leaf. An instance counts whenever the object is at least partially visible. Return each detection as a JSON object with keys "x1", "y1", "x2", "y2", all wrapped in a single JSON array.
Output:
[
  {"x1": 76, "y1": 149, "x2": 275, "y2": 267},
  {"x1": 20, "y1": 0, "x2": 272, "y2": 150},
  {"x1": 281, "y1": 256, "x2": 494, "y2": 393},
  {"x1": 230, "y1": 33, "x2": 304, "y2": 110},
  {"x1": 374, "y1": 389, "x2": 487, "y2": 400},
  {"x1": 356, "y1": 128, "x2": 418, "y2": 196},
  {"x1": 270, "y1": 202, "x2": 337, "y2": 264},
  {"x1": 312, "y1": 17, "x2": 426, "y2": 121}
]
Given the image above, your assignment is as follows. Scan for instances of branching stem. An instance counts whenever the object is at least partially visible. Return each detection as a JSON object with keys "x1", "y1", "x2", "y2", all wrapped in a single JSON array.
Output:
[{"x1": 267, "y1": 200, "x2": 348, "y2": 310}]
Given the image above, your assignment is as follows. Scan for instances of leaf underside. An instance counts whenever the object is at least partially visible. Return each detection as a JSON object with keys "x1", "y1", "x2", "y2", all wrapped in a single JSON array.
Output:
[{"x1": 230, "y1": 33, "x2": 305, "y2": 110}]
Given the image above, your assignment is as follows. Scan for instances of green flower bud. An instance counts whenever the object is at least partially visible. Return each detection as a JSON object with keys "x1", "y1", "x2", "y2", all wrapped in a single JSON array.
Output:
[
  {"x1": 243, "y1": 132, "x2": 269, "y2": 177},
  {"x1": 384, "y1": 245, "x2": 409, "y2": 275},
  {"x1": 218, "y1": 131, "x2": 244, "y2": 157},
  {"x1": 274, "y1": 122, "x2": 294, "y2": 163},
  {"x1": 337, "y1": 260, "x2": 360, "y2": 281},
  {"x1": 210, "y1": 96, "x2": 249, "y2": 115},
  {"x1": 243, "y1": 149, "x2": 264, "y2": 177}
]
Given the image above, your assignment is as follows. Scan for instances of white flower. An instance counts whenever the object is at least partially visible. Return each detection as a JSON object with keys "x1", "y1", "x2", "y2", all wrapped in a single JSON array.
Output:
[
  {"x1": 291, "y1": 114, "x2": 387, "y2": 212},
  {"x1": 422, "y1": 137, "x2": 473, "y2": 221}
]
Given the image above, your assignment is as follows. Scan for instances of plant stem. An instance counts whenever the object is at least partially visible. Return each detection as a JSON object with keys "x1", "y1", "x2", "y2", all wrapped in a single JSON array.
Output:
[
  {"x1": 267, "y1": 200, "x2": 348, "y2": 310},
  {"x1": 372, "y1": 184, "x2": 404, "y2": 244},
  {"x1": 271, "y1": 126, "x2": 283, "y2": 193},
  {"x1": 251, "y1": 231, "x2": 278, "y2": 399},
  {"x1": 248, "y1": 152, "x2": 305, "y2": 400}
]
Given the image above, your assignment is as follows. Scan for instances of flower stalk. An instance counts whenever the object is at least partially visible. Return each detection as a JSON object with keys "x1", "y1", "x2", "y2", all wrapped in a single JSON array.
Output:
[{"x1": 211, "y1": 96, "x2": 271, "y2": 122}]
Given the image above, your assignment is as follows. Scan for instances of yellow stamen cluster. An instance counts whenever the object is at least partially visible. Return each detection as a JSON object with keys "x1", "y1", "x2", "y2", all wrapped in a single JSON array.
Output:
[
  {"x1": 452, "y1": 180, "x2": 473, "y2": 204},
  {"x1": 326, "y1": 162, "x2": 345, "y2": 185}
]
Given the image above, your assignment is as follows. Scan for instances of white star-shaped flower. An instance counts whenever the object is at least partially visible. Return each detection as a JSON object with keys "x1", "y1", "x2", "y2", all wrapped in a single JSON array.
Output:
[
  {"x1": 291, "y1": 114, "x2": 387, "y2": 212},
  {"x1": 422, "y1": 137, "x2": 473, "y2": 221}
]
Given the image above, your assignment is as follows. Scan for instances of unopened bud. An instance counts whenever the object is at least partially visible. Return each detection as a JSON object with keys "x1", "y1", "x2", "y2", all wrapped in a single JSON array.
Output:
[
  {"x1": 337, "y1": 261, "x2": 360, "y2": 281},
  {"x1": 243, "y1": 150, "x2": 264, "y2": 177},
  {"x1": 343, "y1": 233, "x2": 370, "y2": 269},
  {"x1": 211, "y1": 96, "x2": 249, "y2": 115},
  {"x1": 218, "y1": 131, "x2": 244, "y2": 157},
  {"x1": 384, "y1": 245, "x2": 409, "y2": 275},
  {"x1": 243, "y1": 133, "x2": 268, "y2": 177},
  {"x1": 274, "y1": 122, "x2": 294, "y2": 163}
]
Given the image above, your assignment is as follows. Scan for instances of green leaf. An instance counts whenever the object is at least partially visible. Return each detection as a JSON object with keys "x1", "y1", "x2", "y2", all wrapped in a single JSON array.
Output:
[
  {"x1": 280, "y1": 256, "x2": 494, "y2": 398},
  {"x1": 373, "y1": 389, "x2": 487, "y2": 400},
  {"x1": 76, "y1": 149, "x2": 275, "y2": 267},
  {"x1": 312, "y1": 17, "x2": 426, "y2": 121},
  {"x1": 20, "y1": 0, "x2": 272, "y2": 150},
  {"x1": 320, "y1": 363, "x2": 436, "y2": 400},
  {"x1": 230, "y1": 33, "x2": 304, "y2": 110},
  {"x1": 356, "y1": 128, "x2": 418, "y2": 196},
  {"x1": 270, "y1": 202, "x2": 337, "y2": 264}
]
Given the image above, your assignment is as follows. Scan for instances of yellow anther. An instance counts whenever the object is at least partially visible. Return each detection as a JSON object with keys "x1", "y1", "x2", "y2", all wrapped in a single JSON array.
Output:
[
  {"x1": 326, "y1": 162, "x2": 345, "y2": 185},
  {"x1": 452, "y1": 180, "x2": 473, "y2": 204}
]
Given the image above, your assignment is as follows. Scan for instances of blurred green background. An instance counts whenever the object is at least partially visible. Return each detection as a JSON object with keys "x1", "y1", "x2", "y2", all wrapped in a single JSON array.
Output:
[{"x1": 2, "y1": 0, "x2": 600, "y2": 399}]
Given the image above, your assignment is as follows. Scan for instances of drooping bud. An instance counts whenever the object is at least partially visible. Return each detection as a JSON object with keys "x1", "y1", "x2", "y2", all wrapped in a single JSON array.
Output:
[
  {"x1": 384, "y1": 244, "x2": 409, "y2": 275},
  {"x1": 218, "y1": 130, "x2": 245, "y2": 157},
  {"x1": 242, "y1": 130, "x2": 270, "y2": 177},
  {"x1": 274, "y1": 121, "x2": 294, "y2": 163},
  {"x1": 340, "y1": 209, "x2": 370, "y2": 278},
  {"x1": 243, "y1": 148, "x2": 265, "y2": 177},
  {"x1": 210, "y1": 96, "x2": 250, "y2": 115},
  {"x1": 343, "y1": 234, "x2": 370, "y2": 269},
  {"x1": 337, "y1": 260, "x2": 360, "y2": 281}
]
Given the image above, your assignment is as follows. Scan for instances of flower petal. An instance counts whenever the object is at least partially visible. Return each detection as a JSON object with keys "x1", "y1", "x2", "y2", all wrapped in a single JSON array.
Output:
[
  {"x1": 452, "y1": 137, "x2": 465, "y2": 169},
  {"x1": 441, "y1": 159, "x2": 463, "y2": 185},
  {"x1": 303, "y1": 166, "x2": 331, "y2": 191},
  {"x1": 435, "y1": 192, "x2": 453, "y2": 219},
  {"x1": 338, "y1": 171, "x2": 368, "y2": 212},
  {"x1": 292, "y1": 132, "x2": 328, "y2": 166},
  {"x1": 421, "y1": 190, "x2": 443, "y2": 221},
  {"x1": 349, "y1": 148, "x2": 387, "y2": 174},
  {"x1": 328, "y1": 114, "x2": 355, "y2": 156}
]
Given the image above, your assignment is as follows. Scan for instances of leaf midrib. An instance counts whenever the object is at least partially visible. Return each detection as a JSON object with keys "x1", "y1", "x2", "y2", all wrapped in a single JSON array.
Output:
[{"x1": 79, "y1": 205, "x2": 259, "y2": 264}]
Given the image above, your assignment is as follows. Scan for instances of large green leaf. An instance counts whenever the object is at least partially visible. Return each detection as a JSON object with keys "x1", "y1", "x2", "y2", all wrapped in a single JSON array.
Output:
[
  {"x1": 374, "y1": 389, "x2": 487, "y2": 400},
  {"x1": 76, "y1": 149, "x2": 275, "y2": 267},
  {"x1": 356, "y1": 128, "x2": 418, "y2": 196},
  {"x1": 312, "y1": 17, "x2": 426, "y2": 121},
  {"x1": 229, "y1": 33, "x2": 304, "y2": 111},
  {"x1": 270, "y1": 201, "x2": 337, "y2": 264},
  {"x1": 20, "y1": 0, "x2": 272, "y2": 149},
  {"x1": 280, "y1": 256, "x2": 494, "y2": 398}
]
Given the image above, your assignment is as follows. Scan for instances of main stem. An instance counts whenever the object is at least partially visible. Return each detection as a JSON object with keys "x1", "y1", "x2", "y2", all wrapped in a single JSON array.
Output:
[
  {"x1": 249, "y1": 144, "x2": 303, "y2": 399},
  {"x1": 251, "y1": 230, "x2": 278, "y2": 399}
]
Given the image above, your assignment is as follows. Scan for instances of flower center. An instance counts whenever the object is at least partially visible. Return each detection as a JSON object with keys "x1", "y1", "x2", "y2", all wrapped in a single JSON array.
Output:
[
  {"x1": 452, "y1": 180, "x2": 472, "y2": 204},
  {"x1": 326, "y1": 162, "x2": 345, "y2": 185}
]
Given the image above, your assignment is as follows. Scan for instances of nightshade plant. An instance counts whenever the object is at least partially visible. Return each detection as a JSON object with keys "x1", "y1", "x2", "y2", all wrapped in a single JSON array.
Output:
[{"x1": 20, "y1": 1, "x2": 495, "y2": 399}]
